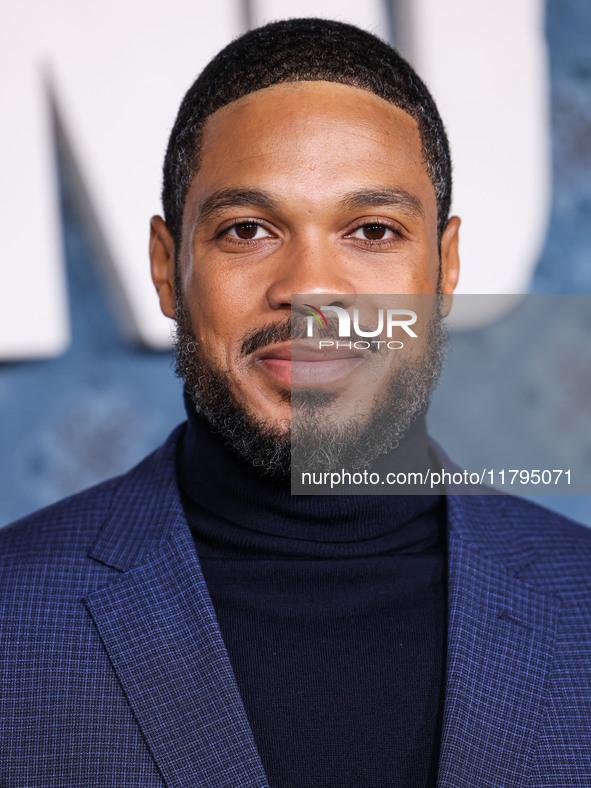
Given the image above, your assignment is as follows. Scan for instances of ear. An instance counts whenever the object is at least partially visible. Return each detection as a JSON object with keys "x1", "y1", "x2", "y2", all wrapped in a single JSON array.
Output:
[
  {"x1": 150, "y1": 216, "x2": 176, "y2": 319},
  {"x1": 439, "y1": 215, "x2": 460, "y2": 316}
]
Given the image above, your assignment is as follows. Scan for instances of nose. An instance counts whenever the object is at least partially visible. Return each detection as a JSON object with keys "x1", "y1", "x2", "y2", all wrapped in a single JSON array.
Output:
[{"x1": 265, "y1": 237, "x2": 357, "y2": 313}]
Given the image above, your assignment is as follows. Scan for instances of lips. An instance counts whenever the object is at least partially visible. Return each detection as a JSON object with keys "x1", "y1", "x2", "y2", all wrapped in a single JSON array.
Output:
[{"x1": 253, "y1": 342, "x2": 365, "y2": 386}]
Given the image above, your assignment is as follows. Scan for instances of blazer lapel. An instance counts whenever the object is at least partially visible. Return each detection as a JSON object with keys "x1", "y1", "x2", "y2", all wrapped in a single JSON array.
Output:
[
  {"x1": 83, "y1": 430, "x2": 559, "y2": 786},
  {"x1": 83, "y1": 430, "x2": 269, "y2": 788},
  {"x1": 436, "y1": 495, "x2": 560, "y2": 787}
]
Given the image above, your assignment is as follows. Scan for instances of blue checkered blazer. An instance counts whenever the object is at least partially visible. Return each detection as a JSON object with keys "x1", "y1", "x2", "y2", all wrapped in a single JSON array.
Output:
[{"x1": 2, "y1": 424, "x2": 591, "y2": 787}]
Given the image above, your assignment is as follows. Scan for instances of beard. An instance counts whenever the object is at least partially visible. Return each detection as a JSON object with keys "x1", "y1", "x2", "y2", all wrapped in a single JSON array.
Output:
[{"x1": 173, "y1": 291, "x2": 448, "y2": 482}]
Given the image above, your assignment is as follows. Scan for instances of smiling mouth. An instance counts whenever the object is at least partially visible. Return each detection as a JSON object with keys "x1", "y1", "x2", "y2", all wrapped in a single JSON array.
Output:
[{"x1": 253, "y1": 342, "x2": 366, "y2": 387}]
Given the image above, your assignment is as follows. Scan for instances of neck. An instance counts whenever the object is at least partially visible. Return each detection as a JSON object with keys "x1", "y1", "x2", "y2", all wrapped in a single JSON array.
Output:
[{"x1": 177, "y1": 397, "x2": 444, "y2": 556}]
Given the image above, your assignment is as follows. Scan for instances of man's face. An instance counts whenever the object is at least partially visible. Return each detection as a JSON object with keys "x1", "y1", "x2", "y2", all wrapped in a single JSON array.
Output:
[{"x1": 151, "y1": 81, "x2": 460, "y2": 469}]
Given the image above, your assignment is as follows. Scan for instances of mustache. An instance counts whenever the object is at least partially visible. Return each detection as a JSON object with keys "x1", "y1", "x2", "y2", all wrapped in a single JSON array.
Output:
[
  {"x1": 240, "y1": 311, "x2": 384, "y2": 357},
  {"x1": 241, "y1": 318, "x2": 292, "y2": 357}
]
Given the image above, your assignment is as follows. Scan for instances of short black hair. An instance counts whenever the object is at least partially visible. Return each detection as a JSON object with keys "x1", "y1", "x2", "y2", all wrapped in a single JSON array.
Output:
[{"x1": 162, "y1": 17, "x2": 452, "y2": 249}]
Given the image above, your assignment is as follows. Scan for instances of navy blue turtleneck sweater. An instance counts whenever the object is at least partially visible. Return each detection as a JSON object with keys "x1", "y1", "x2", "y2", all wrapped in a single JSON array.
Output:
[{"x1": 178, "y1": 406, "x2": 447, "y2": 788}]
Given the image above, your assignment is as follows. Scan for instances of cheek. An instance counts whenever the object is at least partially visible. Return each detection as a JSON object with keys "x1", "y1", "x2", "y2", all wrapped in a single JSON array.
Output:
[
  {"x1": 183, "y1": 269, "x2": 255, "y2": 366},
  {"x1": 366, "y1": 258, "x2": 436, "y2": 294},
  {"x1": 404, "y1": 240, "x2": 441, "y2": 292}
]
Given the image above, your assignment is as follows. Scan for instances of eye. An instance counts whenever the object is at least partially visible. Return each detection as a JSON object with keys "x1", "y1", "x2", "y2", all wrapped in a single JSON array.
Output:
[
  {"x1": 223, "y1": 222, "x2": 273, "y2": 240},
  {"x1": 348, "y1": 223, "x2": 397, "y2": 241}
]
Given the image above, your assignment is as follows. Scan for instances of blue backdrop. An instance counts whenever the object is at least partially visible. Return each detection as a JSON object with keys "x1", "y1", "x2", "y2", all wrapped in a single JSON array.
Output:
[{"x1": 1, "y1": 0, "x2": 589, "y2": 527}]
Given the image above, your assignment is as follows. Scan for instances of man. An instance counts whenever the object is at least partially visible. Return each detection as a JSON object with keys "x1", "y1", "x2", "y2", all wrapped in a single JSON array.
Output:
[{"x1": 1, "y1": 18, "x2": 591, "y2": 788}]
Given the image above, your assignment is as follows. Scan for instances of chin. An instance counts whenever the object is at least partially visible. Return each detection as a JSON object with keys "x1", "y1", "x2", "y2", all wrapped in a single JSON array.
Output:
[
  {"x1": 259, "y1": 413, "x2": 291, "y2": 436},
  {"x1": 244, "y1": 393, "x2": 292, "y2": 427}
]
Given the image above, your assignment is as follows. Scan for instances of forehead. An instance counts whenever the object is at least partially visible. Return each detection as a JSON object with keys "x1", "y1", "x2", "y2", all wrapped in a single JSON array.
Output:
[{"x1": 186, "y1": 81, "x2": 435, "y2": 224}]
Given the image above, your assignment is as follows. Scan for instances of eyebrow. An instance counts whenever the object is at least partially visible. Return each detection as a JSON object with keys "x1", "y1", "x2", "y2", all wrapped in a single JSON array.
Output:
[
  {"x1": 196, "y1": 188, "x2": 280, "y2": 227},
  {"x1": 338, "y1": 188, "x2": 425, "y2": 219},
  {"x1": 193, "y1": 185, "x2": 425, "y2": 231}
]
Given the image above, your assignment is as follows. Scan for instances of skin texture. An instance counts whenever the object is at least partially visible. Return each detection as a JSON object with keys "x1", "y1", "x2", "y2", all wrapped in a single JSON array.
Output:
[{"x1": 150, "y1": 81, "x2": 460, "y2": 432}]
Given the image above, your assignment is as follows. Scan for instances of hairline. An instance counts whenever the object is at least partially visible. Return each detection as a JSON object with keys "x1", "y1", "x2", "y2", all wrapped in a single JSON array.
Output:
[{"x1": 178, "y1": 77, "x2": 440, "y2": 252}]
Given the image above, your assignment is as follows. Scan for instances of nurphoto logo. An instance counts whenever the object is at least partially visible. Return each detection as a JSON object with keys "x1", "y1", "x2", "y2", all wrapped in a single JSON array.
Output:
[{"x1": 303, "y1": 304, "x2": 419, "y2": 351}]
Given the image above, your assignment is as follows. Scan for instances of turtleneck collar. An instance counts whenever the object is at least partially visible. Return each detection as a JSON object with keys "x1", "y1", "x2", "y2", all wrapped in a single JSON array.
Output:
[{"x1": 177, "y1": 395, "x2": 445, "y2": 558}]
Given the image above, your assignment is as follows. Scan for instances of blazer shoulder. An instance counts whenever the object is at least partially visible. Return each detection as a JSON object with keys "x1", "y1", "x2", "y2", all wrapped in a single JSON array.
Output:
[
  {"x1": 450, "y1": 493, "x2": 591, "y2": 594},
  {"x1": 0, "y1": 425, "x2": 185, "y2": 571},
  {"x1": 501, "y1": 493, "x2": 591, "y2": 553},
  {"x1": 0, "y1": 473, "x2": 123, "y2": 568}
]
